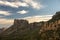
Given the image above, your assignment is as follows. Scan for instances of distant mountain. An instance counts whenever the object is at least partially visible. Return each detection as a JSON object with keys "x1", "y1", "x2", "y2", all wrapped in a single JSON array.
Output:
[{"x1": 0, "y1": 11, "x2": 60, "y2": 40}]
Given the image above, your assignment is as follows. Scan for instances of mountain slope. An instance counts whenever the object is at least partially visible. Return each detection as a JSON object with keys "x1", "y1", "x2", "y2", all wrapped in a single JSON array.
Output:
[
  {"x1": 39, "y1": 11, "x2": 60, "y2": 40},
  {"x1": 0, "y1": 11, "x2": 60, "y2": 40}
]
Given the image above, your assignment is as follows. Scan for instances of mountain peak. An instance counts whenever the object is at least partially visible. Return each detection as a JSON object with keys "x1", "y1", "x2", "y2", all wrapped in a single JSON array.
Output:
[
  {"x1": 52, "y1": 11, "x2": 60, "y2": 20},
  {"x1": 14, "y1": 19, "x2": 29, "y2": 26},
  {"x1": 56, "y1": 11, "x2": 60, "y2": 15}
]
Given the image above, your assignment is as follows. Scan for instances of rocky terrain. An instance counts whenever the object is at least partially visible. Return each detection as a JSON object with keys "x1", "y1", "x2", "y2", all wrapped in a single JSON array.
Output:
[{"x1": 0, "y1": 11, "x2": 60, "y2": 40}]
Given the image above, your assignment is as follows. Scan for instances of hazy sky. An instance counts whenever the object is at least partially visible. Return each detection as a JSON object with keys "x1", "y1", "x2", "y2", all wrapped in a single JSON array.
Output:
[{"x1": 0, "y1": 0, "x2": 60, "y2": 28}]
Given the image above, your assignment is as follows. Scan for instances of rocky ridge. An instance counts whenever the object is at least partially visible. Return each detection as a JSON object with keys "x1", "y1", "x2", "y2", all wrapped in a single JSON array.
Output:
[{"x1": 0, "y1": 11, "x2": 60, "y2": 40}]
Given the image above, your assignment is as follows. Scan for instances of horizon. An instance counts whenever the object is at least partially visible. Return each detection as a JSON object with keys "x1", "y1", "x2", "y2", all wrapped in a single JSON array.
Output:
[
  {"x1": 0, "y1": 0, "x2": 60, "y2": 28},
  {"x1": 0, "y1": 15, "x2": 53, "y2": 28}
]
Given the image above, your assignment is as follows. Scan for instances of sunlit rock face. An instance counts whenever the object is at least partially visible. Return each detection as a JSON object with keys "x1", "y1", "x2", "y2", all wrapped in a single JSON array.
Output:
[
  {"x1": 40, "y1": 11, "x2": 60, "y2": 31},
  {"x1": 39, "y1": 11, "x2": 60, "y2": 40}
]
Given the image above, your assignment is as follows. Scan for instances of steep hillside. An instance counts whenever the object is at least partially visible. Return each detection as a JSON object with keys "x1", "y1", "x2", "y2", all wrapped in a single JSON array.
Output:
[
  {"x1": 39, "y1": 11, "x2": 60, "y2": 40},
  {"x1": 0, "y1": 19, "x2": 43, "y2": 40}
]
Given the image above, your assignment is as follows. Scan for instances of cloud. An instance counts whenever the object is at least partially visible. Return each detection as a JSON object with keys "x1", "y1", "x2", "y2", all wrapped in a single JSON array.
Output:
[
  {"x1": 17, "y1": 10, "x2": 28, "y2": 14},
  {"x1": 0, "y1": 19, "x2": 13, "y2": 24},
  {"x1": 0, "y1": 0, "x2": 29, "y2": 8},
  {"x1": 23, "y1": 15, "x2": 53, "y2": 23},
  {"x1": 0, "y1": 10, "x2": 11, "y2": 15},
  {"x1": 0, "y1": 0, "x2": 43, "y2": 10},
  {"x1": 0, "y1": 18, "x2": 14, "y2": 28},
  {"x1": 23, "y1": 0, "x2": 43, "y2": 9}
]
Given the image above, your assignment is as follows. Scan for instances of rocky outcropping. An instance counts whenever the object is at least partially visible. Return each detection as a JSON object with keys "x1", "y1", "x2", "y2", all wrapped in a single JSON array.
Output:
[
  {"x1": 0, "y1": 11, "x2": 60, "y2": 40},
  {"x1": 39, "y1": 11, "x2": 60, "y2": 40}
]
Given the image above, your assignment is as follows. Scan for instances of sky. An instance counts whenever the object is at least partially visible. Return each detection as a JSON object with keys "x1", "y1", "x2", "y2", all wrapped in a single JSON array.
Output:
[{"x1": 0, "y1": 0, "x2": 60, "y2": 28}]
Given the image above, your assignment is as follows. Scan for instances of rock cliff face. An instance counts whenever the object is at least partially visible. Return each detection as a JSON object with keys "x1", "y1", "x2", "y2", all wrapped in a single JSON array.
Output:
[
  {"x1": 39, "y1": 11, "x2": 60, "y2": 40},
  {"x1": 0, "y1": 11, "x2": 60, "y2": 40}
]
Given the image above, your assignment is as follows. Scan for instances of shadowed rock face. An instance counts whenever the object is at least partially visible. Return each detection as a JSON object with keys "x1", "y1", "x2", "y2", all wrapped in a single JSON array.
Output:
[
  {"x1": 14, "y1": 19, "x2": 29, "y2": 26},
  {"x1": 0, "y1": 11, "x2": 60, "y2": 40},
  {"x1": 0, "y1": 28, "x2": 4, "y2": 34},
  {"x1": 52, "y1": 11, "x2": 60, "y2": 20}
]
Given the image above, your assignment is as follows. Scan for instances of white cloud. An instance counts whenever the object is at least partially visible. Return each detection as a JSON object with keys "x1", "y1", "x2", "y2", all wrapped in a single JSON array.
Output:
[
  {"x1": 23, "y1": 0, "x2": 43, "y2": 9},
  {"x1": 0, "y1": 10, "x2": 11, "y2": 15},
  {"x1": 0, "y1": 18, "x2": 14, "y2": 28},
  {"x1": 17, "y1": 10, "x2": 28, "y2": 14},
  {"x1": 0, "y1": 19, "x2": 13, "y2": 24},
  {"x1": 0, "y1": 0, "x2": 43, "y2": 9},
  {"x1": 23, "y1": 15, "x2": 53, "y2": 23},
  {"x1": 0, "y1": 0, "x2": 29, "y2": 8},
  {"x1": 31, "y1": 2, "x2": 42, "y2": 9}
]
